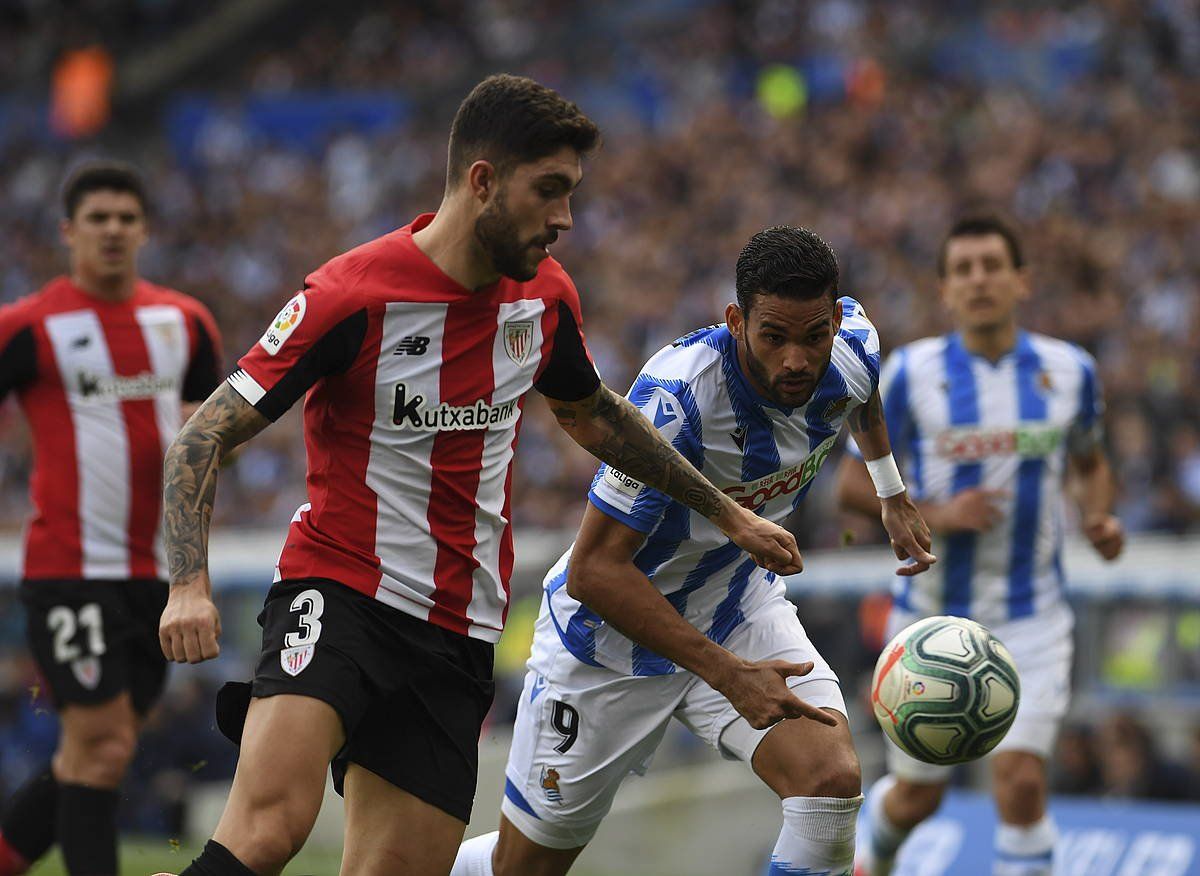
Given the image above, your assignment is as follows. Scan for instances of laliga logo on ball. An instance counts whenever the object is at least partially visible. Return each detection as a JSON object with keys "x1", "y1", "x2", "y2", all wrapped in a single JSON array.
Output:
[{"x1": 871, "y1": 616, "x2": 1020, "y2": 766}]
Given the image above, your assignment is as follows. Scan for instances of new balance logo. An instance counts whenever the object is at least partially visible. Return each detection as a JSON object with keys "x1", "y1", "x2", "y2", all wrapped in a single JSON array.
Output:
[{"x1": 393, "y1": 336, "x2": 430, "y2": 356}]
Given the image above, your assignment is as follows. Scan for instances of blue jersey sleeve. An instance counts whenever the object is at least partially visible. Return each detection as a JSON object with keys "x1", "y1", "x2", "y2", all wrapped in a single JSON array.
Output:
[{"x1": 587, "y1": 375, "x2": 704, "y2": 533}]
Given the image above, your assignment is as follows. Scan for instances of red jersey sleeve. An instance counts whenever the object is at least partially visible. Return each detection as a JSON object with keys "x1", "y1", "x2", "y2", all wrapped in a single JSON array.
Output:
[
  {"x1": 533, "y1": 274, "x2": 600, "y2": 401},
  {"x1": 0, "y1": 301, "x2": 37, "y2": 402},
  {"x1": 228, "y1": 268, "x2": 369, "y2": 421},
  {"x1": 181, "y1": 299, "x2": 224, "y2": 402}
]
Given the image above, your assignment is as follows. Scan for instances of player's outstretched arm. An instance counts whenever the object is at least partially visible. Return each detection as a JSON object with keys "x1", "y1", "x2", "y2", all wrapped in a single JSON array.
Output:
[
  {"x1": 549, "y1": 384, "x2": 802, "y2": 575},
  {"x1": 160, "y1": 382, "x2": 271, "y2": 664},
  {"x1": 845, "y1": 391, "x2": 936, "y2": 575},
  {"x1": 569, "y1": 503, "x2": 835, "y2": 729}
]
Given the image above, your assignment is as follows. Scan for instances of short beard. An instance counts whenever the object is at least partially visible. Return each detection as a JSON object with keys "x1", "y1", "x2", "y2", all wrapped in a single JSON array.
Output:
[{"x1": 474, "y1": 190, "x2": 536, "y2": 282}]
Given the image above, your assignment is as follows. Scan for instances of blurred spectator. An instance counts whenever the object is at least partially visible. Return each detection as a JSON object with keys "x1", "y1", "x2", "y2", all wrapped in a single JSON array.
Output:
[
  {"x1": 1049, "y1": 724, "x2": 1103, "y2": 797},
  {"x1": 1095, "y1": 712, "x2": 1191, "y2": 801}
]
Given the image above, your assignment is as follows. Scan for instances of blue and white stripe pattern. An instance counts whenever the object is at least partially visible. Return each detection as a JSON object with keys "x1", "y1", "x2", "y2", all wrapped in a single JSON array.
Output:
[
  {"x1": 545, "y1": 298, "x2": 881, "y2": 676},
  {"x1": 878, "y1": 331, "x2": 1102, "y2": 626}
]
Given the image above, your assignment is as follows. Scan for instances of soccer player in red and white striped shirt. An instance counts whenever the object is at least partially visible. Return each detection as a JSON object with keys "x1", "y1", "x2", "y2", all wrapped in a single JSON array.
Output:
[
  {"x1": 0, "y1": 161, "x2": 222, "y2": 876},
  {"x1": 158, "y1": 75, "x2": 801, "y2": 876}
]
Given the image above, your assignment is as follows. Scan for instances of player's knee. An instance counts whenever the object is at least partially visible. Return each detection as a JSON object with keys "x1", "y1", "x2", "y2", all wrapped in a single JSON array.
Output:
[
  {"x1": 809, "y1": 747, "x2": 862, "y2": 799},
  {"x1": 996, "y1": 758, "x2": 1046, "y2": 813},
  {"x1": 236, "y1": 804, "x2": 311, "y2": 868},
  {"x1": 892, "y1": 779, "x2": 944, "y2": 822},
  {"x1": 60, "y1": 723, "x2": 138, "y2": 785}
]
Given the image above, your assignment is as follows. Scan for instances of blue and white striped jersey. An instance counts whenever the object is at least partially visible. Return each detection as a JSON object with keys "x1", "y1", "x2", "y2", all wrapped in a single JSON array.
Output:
[
  {"x1": 878, "y1": 331, "x2": 1102, "y2": 626},
  {"x1": 543, "y1": 297, "x2": 881, "y2": 676}
]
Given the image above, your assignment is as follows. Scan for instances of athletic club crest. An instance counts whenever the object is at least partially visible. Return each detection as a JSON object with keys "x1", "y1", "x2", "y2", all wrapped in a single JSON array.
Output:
[
  {"x1": 503, "y1": 320, "x2": 534, "y2": 366},
  {"x1": 70, "y1": 656, "x2": 101, "y2": 690},
  {"x1": 280, "y1": 644, "x2": 314, "y2": 677}
]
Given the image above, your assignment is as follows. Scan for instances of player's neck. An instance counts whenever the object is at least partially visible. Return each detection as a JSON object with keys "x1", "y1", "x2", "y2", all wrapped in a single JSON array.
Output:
[
  {"x1": 413, "y1": 204, "x2": 500, "y2": 292},
  {"x1": 959, "y1": 321, "x2": 1019, "y2": 362},
  {"x1": 70, "y1": 266, "x2": 137, "y2": 302}
]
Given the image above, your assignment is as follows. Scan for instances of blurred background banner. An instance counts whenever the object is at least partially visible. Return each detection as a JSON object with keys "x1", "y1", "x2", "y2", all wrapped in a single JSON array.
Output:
[{"x1": 1, "y1": 0, "x2": 1198, "y2": 871}]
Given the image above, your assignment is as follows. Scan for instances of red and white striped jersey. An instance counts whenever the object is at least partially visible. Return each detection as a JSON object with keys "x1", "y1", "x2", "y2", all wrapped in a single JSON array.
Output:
[
  {"x1": 229, "y1": 214, "x2": 600, "y2": 643},
  {"x1": 0, "y1": 277, "x2": 223, "y2": 581}
]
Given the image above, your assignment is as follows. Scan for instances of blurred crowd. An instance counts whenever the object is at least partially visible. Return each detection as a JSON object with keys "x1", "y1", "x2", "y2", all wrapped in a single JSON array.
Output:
[
  {"x1": 2, "y1": 0, "x2": 1200, "y2": 542},
  {"x1": 1, "y1": 0, "x2": 1199, "y2": 825}
]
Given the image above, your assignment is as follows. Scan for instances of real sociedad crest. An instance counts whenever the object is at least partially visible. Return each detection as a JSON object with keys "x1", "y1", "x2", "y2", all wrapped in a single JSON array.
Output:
[
  {"x1": 280, "y1": 644, "x2": 314, "y2": 677},
  {"x1": 504, "y1": 320, "x2": 534, "y2": 366}
]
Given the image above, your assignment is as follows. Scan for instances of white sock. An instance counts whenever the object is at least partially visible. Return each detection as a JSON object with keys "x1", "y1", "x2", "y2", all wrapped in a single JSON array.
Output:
[
  {"x1": 450, "y1": 830, "x2": 498, "y2": 876},
  {"x1": 859, "y1": 775, "x2": 907, "y2": 876},
  {"x1": 769, "y1": 795, "x2": 862, "y2": 875},
  {"x1": 994, "y1": 817, "x2": 1056, "y2": 876}
]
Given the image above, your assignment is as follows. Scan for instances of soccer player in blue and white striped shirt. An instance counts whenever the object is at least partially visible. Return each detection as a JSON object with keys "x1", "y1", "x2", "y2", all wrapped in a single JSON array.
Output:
[
  {"x1": 838, "y1": 216, "x2": 1124, "y2": 876},
  {"x1": 452, "y1": 226, "x2": 934, "y2": 876}
]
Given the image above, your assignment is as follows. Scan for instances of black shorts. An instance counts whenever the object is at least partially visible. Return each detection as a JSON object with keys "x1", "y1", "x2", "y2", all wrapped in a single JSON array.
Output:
[
  {"x1": 20, "y1": 578, "x2": 169, "y2": 714},
  {"x1": 217, "y1": 577, "x2": 495, "y2": 824}
]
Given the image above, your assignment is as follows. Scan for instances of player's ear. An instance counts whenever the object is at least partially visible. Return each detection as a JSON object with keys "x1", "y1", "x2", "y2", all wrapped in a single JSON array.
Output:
[
  {"x1": 59, "y1": 217, "x2": 75, "y2": 249},
  {"x1": 1014, "y1": 266, "x2": 1032, "y2": 303},
  {"x1": 830, "y1": 293, "x2": 843, "y2": 330},
  {"x1": 725, "y1": 302, "x2": 744, "y2": 339},
  {"x1": 467, "y1": 160, "x2": 498, "y2": 204}
]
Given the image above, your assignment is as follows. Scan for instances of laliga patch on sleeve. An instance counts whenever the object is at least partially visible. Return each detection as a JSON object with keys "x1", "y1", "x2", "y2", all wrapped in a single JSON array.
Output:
[
  {"x1": 259, "y1": 293, "x2": 306, "y2": 356},
  {"x1": 602, "y1": 465, "x2": 645, "y2": 499}
]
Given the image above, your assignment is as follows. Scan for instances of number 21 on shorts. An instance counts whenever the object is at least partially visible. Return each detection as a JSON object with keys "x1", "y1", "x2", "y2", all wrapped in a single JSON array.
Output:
[{"x1": 280, "y1": 589, "x2": 324, "y2": 677}]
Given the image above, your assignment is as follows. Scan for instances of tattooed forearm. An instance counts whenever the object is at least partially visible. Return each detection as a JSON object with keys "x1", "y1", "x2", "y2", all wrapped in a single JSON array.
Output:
[
  {"x1": 847, "y1": 390, "x2": 884, "y2": 435},
  {"x1": 554, "y1": 385, "x2": 728, "y2": 520},
  {"x1": 163, "y1": 383, "x2": 270, "y2": 586}
]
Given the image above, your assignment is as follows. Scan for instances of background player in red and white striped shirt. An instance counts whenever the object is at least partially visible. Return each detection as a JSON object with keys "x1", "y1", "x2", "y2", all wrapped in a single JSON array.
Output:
[
  {"x1": 0, "y1": 161, "x2": 222, "y2": 876},
  {"x1": 157, "y1": 75, "x2": 803, "y2": 876}
]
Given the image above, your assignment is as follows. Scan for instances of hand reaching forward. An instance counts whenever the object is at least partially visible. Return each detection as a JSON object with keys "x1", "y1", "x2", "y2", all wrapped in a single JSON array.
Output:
[
  {"x1": 881, "y1": 492, "x2": 937, "y2": 576},
  {"x1": 711, "y1": 658, "x2": 839, "y2": 730}
]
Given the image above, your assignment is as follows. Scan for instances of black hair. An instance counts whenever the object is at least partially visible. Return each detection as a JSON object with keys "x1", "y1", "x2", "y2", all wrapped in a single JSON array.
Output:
[
  {"x1": 734, "y1": 225, "x2": 839, "y2": 316},
  {"x1": 447, "y1": 74, "x2": 600, "y2": 185},
  {"x1": 62, "y1": 160, "x2": 148, "y2": 219},
  {"x1": 937, "y1": 214, "x2": 1024, "y2": 277}
]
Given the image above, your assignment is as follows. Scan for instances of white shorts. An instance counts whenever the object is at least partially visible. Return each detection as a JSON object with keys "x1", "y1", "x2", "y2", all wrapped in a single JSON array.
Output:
[
  {"x1": 883, "y1": 601, "x2": 1074, "y2": 783},
  {"x1": 501, "y1": 595, "x2": 846, "y2": 849}
]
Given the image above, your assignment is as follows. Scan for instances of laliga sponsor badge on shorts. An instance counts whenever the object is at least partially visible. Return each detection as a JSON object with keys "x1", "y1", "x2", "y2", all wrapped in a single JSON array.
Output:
[
  {"x1": 280, "y1": 643, "x2": 314, "y2": 677},
  {"x1": 259, "y1": 293, "x2": 306, "y2": 356},
  {"x1": 70, "y1": 656, "x2": 102, "y2": 690}
]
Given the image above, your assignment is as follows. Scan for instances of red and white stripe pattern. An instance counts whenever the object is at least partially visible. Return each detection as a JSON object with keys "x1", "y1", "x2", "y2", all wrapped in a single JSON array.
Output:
[
  {"x1": 8, "y1": 279, "x2": 211, "y2": 581},
  {"x1": 241, "y1": 220, "x2": 594, "y2": 643}
]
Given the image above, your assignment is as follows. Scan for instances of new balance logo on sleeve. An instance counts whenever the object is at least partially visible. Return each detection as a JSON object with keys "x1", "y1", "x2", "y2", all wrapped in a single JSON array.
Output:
[{"x1": 393, "y1": 336, "x2": 430, "y2": 356}]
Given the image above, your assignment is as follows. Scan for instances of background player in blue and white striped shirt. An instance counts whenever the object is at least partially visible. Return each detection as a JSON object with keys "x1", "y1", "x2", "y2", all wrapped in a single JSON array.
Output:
[
  {"x1": 837, "y1": 216, "x2": 1125, "y2": 876},
  {"x1": 452, "y1": 226, "x2": 935, "y2": 876}
]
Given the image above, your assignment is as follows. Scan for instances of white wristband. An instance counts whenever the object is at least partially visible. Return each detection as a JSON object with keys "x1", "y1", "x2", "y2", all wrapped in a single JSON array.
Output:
[{"x1": 865, "y1": 453, "x2": 906, "y2": 499}]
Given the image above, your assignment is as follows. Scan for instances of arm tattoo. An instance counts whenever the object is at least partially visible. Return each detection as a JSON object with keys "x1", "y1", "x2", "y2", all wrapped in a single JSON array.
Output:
[
  {"x1": 562, "y1": 386, "x2": 726, "y2": 520},
  {"x1": 847, "y1": 391, "x2": 884, "y2": 434},
  {"x1": 163, "y1": 383, "x2": 270, "y2": 586}
]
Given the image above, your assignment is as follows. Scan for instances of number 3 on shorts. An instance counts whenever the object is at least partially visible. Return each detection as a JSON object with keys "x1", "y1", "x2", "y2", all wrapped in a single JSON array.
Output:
[{"x1": 286, "y1": 589, "x2": 324, "y2": 647}]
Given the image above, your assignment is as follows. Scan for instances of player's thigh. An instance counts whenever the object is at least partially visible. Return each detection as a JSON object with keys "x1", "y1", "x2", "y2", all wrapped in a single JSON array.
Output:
[
  {"x1": 493, "y1": 813, "x2": 586, "y2": 876},
  {"x1": 502, "y1": 626, "x2": 686, "y2": 850},
  {"x1": 212, "y1": 694, "x2": 344, "y2": 857},
  {"x1": 339, "y1": 763, "x2": 466, "y2": 876},
  {"x1": 676, "y1": 597, "x2": 849, "y2": 779}
]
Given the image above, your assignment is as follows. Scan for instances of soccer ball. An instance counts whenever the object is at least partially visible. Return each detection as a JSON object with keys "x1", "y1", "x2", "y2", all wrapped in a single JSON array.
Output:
[{"x1": 870, "y1": 616, "x2": 1020, "y2": 765}]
